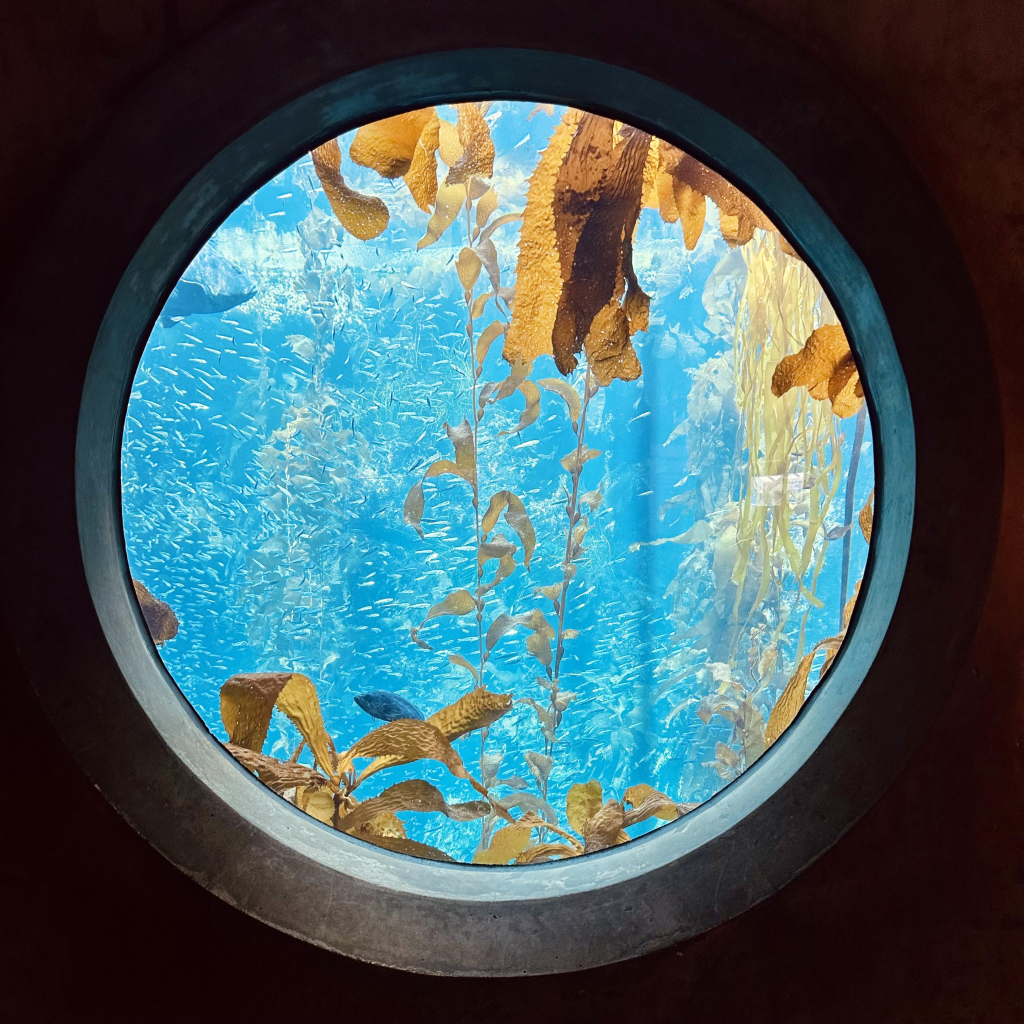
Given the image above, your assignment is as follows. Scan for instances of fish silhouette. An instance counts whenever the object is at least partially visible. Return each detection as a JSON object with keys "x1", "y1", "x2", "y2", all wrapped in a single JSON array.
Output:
[
  {"x1": 160, "y1": 247, "x2": 257, "y2": 322},
  {"x1": 354, "y1": 690, "x2": 425, "y2": 722}
]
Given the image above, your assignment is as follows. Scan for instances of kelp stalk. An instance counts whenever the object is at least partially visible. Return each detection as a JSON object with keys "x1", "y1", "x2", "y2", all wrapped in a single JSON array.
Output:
[
  {"x1": 546, "y1": 369, "x2": 597, "y2": 771},
  {"x1": 839, "y1": 403, "x2": 866, "y2": 618}
]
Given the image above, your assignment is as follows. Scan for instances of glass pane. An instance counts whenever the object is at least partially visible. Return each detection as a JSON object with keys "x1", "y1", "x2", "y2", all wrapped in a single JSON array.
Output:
[{"x1": 122, "y1": 101, "x2": 874, "y2": 864}]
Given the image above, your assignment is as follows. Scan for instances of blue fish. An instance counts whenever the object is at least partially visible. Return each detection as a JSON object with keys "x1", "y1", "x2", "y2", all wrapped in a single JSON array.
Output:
[
  {"x1": 160, "y1": 247, "x2": 257, "y2": 322},
  {"x1": 354, "y1": 690, "x2": 425, "y2": 722}
]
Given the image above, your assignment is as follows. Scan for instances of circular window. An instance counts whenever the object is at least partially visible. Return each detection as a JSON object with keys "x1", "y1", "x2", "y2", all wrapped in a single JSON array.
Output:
[
  {"x1": 122, "y1": 101, "x2": 875, "y2": 865},
  {"x1": 23, "y1": 27, "x2": 985, "y2": 975}
]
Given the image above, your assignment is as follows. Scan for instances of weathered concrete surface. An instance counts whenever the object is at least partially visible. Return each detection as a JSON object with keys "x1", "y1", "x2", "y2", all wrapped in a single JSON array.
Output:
[{"x1": 1, "y1": 0, "x2": 1022, "y2": 1019}]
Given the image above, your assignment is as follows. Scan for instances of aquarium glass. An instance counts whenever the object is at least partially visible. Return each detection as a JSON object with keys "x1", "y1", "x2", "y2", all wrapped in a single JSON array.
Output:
[{"x1": 121, "y1": 102, "x2": 875, "y2": 865}]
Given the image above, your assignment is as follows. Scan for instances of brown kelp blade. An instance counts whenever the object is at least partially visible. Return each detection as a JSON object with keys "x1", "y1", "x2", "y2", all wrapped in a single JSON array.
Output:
[
  {"x1": 220, "y1": 671, "x2": 337, "y2": 781},
  {"x1": 349, "y1": 107, "x2": 435, "y2": 179},
  {"x1": 566, "y1": 779, "x2": 603, "y2": 834},
  {"x1": 358, "y1": 688, "x2": 513, "y2": 785},
  {"x1": 311, "y1": 139, "x2": 389, "y2": 241},
  {"x1": 338, "y1": 779, "x2": 488, "y2": 835},
  {"x1": 131, "y1": 579, "x2": 178, "y2": 644},
  {"x1": 224, "y1": 743, "x2": 332, "y2": 795},
  {"x1": 341, "y1": 718, "x2": 487, "y2": 797}
]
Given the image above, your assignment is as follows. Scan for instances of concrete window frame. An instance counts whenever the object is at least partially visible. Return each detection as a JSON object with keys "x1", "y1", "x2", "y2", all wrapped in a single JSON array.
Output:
[{"x1": 1, "y1": 5, "x2": 997, "y2": 978}]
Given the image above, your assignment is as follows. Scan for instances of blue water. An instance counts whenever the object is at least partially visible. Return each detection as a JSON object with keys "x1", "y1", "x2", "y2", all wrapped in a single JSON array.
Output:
[{"x1": 121, "y1": 102, "x2": 873, "y2": 862}]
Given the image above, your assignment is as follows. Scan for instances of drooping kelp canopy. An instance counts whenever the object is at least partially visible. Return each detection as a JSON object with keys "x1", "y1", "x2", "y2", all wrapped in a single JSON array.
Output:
[{"x1": 501, "y1": 112, "x2": 800, "y2": 385}]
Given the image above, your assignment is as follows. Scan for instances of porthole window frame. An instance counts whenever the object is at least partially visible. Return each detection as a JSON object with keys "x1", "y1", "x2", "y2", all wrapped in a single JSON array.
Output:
[{"x1": 1, "y1": 9, "x2": 997, "y2": 979}]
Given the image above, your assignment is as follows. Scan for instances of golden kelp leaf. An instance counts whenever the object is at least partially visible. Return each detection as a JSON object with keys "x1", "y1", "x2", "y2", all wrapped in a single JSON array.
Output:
[
  {"x1": 403, "y1": 481, "x2": 425, "y2": 537},
  {"x1": 502, "y1": 110, "x2": 583, "y2": 367},
  {"x1": 859, "y1": 489, "x2": 874, "y2": 543},
  {"x1": 538, "y1": 378, "x2": 581, "y2": 426},
  {"x1": 354, "y1": 810, "x2": 407, "y2": 839},
  {"x1": 437, "y1": 118, "x2": 463, "y2": 168},
  {"x1": 549, "y1": 116, "x2": 650, "y2": 379},
  {"x1": 480, "y1": 490, "x2": 536, "y2": 568},
  {"x1": 424, "y1": 589, "x2": 477, "y2": 622},
  {"x1": 669, "y1": 149, "x2": 775, "y2": 236},
  {"x1": 445, "y1": 419, "x2": 476, "y2": 481},
  {"x1": 478, "y1": 211, "x2": 522, "y2": 245},
  {"x1": 447, "y1": 653, "x2": 479, "y2": 683},
  {"x1": 457, "y1": 247, "x2": 482, "y2": 292},
  {"x1": 482, "y1": 548, "x2": 517, "y2": 595},
  {"x1": 771, "y1": 325, "x2": 850, "y2": 399},
  {"x1": 765, "y1": 652, "x2": 816, "y2": 747},
  {"x1": 472, "y1": 291, "x2": 495, "y2": 320},
  {"x1": 475, "y1": 320, "x2": 505, "y2": 368},
  {"x1": 220, "y1": 672, "x2": 292, "y2": 751},
  {"x1": 843, "y1": 580, "x2": 862, "y2": 630},
  {"x1": 445, "y1": 103, "x2": 495, "y2": 185},
  {"x1": 534, "y1": 583, "x2": 563, "y2": 604},
  {"x1": 674, "y1": 181, "x2": 706, "y2": 250},
  {"x1": 410, "y1": 588, "x2": 476, "y2": 651},
  {"x1": 478, "y1": 534, "x2": 516, "y2": 568},
  {"x1": 428, "y1": 687, "x2": 513, "y2": 742},
  {"x1": 779, "y1": 234, "x2": 800, "y2": 257},
  {"x1": 474, "y1": 238, "x2": 503, "y2": 297},
  {"x1": 527, "y1": 103, "x2": 555, "y2": 121},
  {"x1": 560, "y1": 446, "x2": 602, "y2": 475},
  {"x1": 828, "y1": 353, "x2": 864, "y2": 418},
  {"x1": 355, "y1": 832, "x2": 455, "y2": 862},
  {"x1": 358, "y1": 690, "x2": 511, "y2": 785},
  {"x1": 516, "y1": 842, "x2": 579, "y2": 864},
  {"x1": 583, "y1": 800, "x2": 627, "y2": 853},
  {"x1": 349, "y1": 108, "x2": 435, "y2": 179},
  {"x1": 622, "y1": 783, "x2": 679, "y2": 821},
  {"x1": 584, "y1": 299, "x2": 642, "y2": 386},
  {"x1": 481, "y1": 362, "x2": 530, "y2": 411},
  {"x1": 339, "y1": 779, "x2": 488, "y2": 834},
  {"x1": 343, "y1": 719, "x2": 483, "y2": 794},
  {"x1": 473, "y1": 821, "x2": 534, "y2": 864},
  {"x1": 403, "y1": 112, "x2": 440, "y2": 212},
  {"x1": 417, "y1": 180, "x2": 466, "y2": 249},
  {"x1": 486, "y1": 609, "x2": 553, "y2": 653},
  {"x1": 275, "y1": 674, "x2": 336, "y2": 780},
  {"x1": 475, "y1": 187, "x2": 499, "y2": 231},
  {"x1": 566, "y1": 779, "x2": 604, "y2": 834},
  {"x1": 311, "y1": 140, "x2": 389, "y2": 241},
  {"x1": 500, "y1": 380, "x2": 541, "y2": 435},
  {"x1": 655, "y1": 169, "x2": 679, "y2": 223},
  {"x1": 224, "y1": 743, "x2": 330, "y2": 794},
  {"x1": 527, "y1": 631, "x2": 552, "y2": 668},
  {"x1": 580, "y1": 489, "x2": 603, "y2": 510},
  {"x1": 296, "y1": 785, "x2": 336, "y2": 825},
  {"x1": 718, "y1": 213, "x2": 753, "y2": 247},
  {"x1": 132, "y1": 579, "x2": 179, "y2": 644},
  {"x1": 517, "y1": 696, "x2": 555, "y2": 736},
  {"x1": 641, "y1": 137, "x2": 661, "y2": 209},
  {"x1": 524, "y1": 750, "x2": 552, "y2": 789}
]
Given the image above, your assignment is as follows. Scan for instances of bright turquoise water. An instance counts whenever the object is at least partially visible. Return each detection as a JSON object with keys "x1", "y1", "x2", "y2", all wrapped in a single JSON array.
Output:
[{"x1": 121, "y1": 101, "x2": 873, "y2": 862}]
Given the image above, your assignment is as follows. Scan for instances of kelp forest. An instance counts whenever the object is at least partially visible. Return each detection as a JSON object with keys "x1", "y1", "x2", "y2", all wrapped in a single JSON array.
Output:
[{"x1": 121, "y1": 102, "x2": 875, "y2": 864}]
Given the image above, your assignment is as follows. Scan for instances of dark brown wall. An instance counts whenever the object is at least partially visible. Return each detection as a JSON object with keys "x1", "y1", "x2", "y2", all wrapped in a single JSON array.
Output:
[{"x1": 2, "y1": 1, "x2": 1022, "y2": 1020}]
